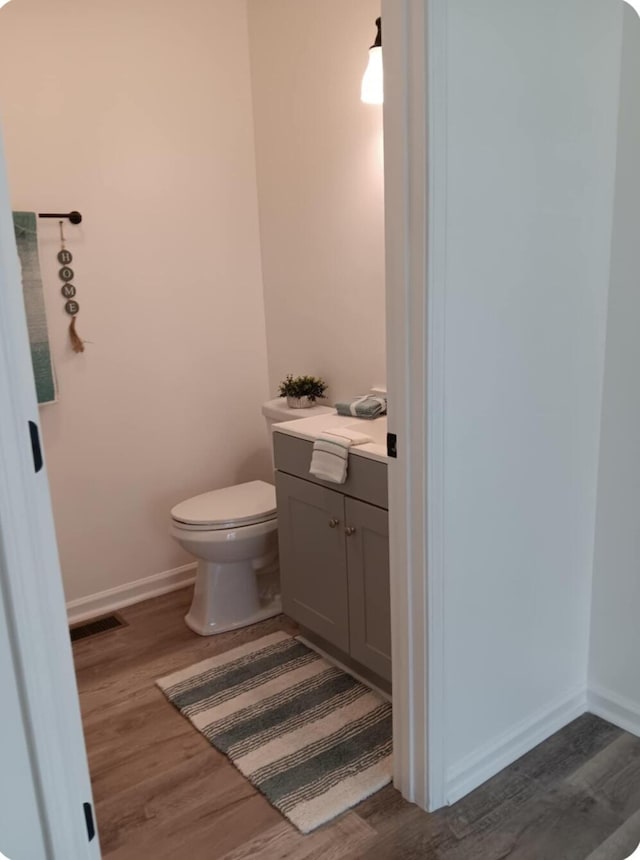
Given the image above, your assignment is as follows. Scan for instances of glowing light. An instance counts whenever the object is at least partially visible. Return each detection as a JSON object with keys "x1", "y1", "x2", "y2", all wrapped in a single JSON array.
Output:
[
  {"x1": 361, "y1": 18, "x2": 383, "y2": 105},
  {"x1": 361, "y1": 45, "x2": 383, "y2": 105}
]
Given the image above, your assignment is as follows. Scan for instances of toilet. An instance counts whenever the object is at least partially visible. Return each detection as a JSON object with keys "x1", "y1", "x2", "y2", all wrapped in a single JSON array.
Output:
[{"x1": 170, "y1": 397, "x2": 334, "y2": 635}]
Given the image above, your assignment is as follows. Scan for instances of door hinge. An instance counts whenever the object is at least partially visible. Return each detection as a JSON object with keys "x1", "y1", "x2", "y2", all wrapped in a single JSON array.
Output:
[
  {"x1": 83, "y1": 802, "x2": 96, "y2": 842},
  {"x1": 387, "y1": 432, "x2": 397, "y2": 459},
  {"x1": 28, "y1": 421, "x2": 43, "y2": 473}
]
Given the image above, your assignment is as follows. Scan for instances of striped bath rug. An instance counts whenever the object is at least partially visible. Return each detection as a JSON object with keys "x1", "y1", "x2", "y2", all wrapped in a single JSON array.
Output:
[{"x1": 156, "y1": 631, "x2": 392, "y2": 833}]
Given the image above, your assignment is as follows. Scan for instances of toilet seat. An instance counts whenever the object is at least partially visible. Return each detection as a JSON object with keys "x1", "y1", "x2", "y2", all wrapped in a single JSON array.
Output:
[{"x1": 170, "y1": 480, "x2": 277, "y2": 531}]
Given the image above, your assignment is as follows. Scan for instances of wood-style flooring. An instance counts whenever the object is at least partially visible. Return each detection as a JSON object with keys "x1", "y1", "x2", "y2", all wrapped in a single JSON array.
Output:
[{"x1": 72, "y1": 588, "x2": 640, "y2": 859}]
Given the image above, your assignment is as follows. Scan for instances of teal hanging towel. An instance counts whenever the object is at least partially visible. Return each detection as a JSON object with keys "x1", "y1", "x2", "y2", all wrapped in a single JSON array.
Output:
[{"x1": 13, "y1": 212, "x2": 57, "y2": 405}]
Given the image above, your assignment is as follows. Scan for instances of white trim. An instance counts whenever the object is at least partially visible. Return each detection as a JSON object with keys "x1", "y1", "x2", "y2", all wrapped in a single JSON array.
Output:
[
  {"x1": 0, "y1": 131, "x2": 100, "y2": 856},
  {"x1": 425, "y1": 0, "x2": 449, "y2": 811},
  {"x1": 66, "y1": 563, "x2": 197, "y2": 625},
  {"x1": 446, "y1": 688, "x2": 588, "y2": 805},
  {"x1": 382, "y1": 0, "x2": 447, "y2": 810},
  {"x1": 382, "y1": 0, "x2": 424, "y2": 806},
  {"x1": 589, "y1": 684, "x2": 640, "y2": 738}
]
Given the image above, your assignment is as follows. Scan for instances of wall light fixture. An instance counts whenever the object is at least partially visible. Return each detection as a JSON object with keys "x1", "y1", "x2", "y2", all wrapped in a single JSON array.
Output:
[{"x1": 361, "y1": 17, "x2": 383, "y2": 105}]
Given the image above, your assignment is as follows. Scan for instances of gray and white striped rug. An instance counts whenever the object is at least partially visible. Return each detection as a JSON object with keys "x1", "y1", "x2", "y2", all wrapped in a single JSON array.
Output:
[{"x1": 156, "y1": 631, "x2": 392, "y2": 833}]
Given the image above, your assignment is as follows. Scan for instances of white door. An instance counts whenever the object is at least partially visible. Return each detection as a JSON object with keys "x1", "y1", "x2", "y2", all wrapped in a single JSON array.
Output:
[
  {"x1": 0, "y1": 125, "x2": 100, "y2": 857},
  {"x1": 0, "y1": 577, "x2": 48, "y2": 859}
]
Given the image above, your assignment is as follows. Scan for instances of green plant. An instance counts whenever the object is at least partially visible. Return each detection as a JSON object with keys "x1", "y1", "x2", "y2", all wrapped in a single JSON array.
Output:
[{"x1": 278, "y1": 374, "x2": 327, "y2": 402}]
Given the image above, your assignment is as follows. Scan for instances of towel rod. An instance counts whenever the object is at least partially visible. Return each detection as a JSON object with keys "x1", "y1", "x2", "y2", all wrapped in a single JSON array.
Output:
[{"x1": 38, "y1": 211, "x2": 82, "y2": 225}]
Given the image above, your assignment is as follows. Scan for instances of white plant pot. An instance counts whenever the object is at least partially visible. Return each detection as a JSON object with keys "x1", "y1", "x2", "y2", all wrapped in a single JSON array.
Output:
[{"x1": 286, "y1": 396, "x2": 314, "y2": 409}]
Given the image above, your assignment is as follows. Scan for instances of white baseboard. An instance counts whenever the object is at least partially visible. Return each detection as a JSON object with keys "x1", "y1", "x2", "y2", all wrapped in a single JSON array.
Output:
[
  {"x1": 588, "y1": 684, "x2": 640, "y2": 738},
  {"x1": 66, "y1": 563, "x2": 197, "y2": 625},
  {"x1": 445, "y1": 686, "x2": 588, "y2": 805}
]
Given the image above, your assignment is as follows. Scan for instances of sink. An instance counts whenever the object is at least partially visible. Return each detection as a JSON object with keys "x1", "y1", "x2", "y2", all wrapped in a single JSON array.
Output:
[
  {"x1": 346, "y1": 416, "x2": 387, "y2": 448},
  {"x1": 272, "y1": 412, "x2": 388, "y2": 462}
]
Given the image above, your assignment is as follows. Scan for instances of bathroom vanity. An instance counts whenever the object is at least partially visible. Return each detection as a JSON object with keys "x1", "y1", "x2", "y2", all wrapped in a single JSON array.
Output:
[{"x1": 272, "y1": 415, "x2": 391, "y2": 690}]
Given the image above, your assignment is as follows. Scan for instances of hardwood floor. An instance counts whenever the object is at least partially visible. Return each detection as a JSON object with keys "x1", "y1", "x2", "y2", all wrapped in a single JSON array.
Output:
[{"x1": 73, "y1": 588, "x2": 640, "y2": 859}]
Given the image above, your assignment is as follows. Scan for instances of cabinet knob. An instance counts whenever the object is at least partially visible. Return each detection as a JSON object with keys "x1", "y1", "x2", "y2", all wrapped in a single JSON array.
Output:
[
  {"x1": 345, "y1": 526, "x2": 356, "y2": 536},
  {"x1": 329, "y1": 519, "x2": 340, "y2": 529}
]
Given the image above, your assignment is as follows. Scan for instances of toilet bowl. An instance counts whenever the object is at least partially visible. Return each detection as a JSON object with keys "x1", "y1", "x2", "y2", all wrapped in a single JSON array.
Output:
[{"x1": 170, "y1": 480, "x2": 281, "y2": 635}]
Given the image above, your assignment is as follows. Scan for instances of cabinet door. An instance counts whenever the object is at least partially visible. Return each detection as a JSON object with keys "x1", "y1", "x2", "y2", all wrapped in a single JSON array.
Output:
[
  {"x1": 345, "y1": 498, "x2": 391, "y2": 681},
  {"x1": 276, "y1": 472, "x2": 349, "y2": 651}
]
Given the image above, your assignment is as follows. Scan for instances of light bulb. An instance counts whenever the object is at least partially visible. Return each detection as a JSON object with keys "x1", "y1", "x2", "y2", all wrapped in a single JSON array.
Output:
[{"x1": 361, "y1": 45, "x2": 383, "y2": 104}]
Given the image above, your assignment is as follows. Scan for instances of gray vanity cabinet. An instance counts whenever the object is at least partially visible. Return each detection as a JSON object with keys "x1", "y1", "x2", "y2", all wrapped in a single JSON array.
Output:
[
  {"x1": 274, "y1": 431, "x2": 391, "y2": 685},
  {"x1": 275, "y1": 472, "x2": 350, "y2": 651},
  {"x1": 345, "y1": 498, "x2": 392, "y2": 681}
]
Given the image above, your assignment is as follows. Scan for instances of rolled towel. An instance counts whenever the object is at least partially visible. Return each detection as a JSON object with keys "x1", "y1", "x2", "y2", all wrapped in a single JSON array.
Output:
[
  {"x1": 335, "y1": 395, "x2": 387, "y2": 419},
  {"x1": 309, "y1": 427, "x2": 373, "y2": 484}
]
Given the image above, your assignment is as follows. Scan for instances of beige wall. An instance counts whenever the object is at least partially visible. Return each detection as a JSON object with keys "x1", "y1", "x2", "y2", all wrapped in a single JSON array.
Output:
[
  {"x1": 248, "y1": 0, "x2": 385, "y2": 404},
  {"x1": 0, "y1": 0, "x2": 386, "y2": 606},
  {"x1": 0, "y1": 0, "x2": 271, "y2": 602}
]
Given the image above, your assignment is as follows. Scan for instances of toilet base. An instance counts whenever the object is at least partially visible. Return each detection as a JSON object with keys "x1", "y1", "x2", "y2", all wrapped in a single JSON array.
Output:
[
  {"x1": 184, "y1": 556, "x2": 282, "y2": 637},
  {"x1": 185, "y1": 595, "x2": 282, "y2": 636}
]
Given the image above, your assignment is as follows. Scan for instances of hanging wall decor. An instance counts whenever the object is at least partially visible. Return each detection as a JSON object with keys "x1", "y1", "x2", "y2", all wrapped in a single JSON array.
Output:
[
  {"x1": 57, "y1": 220, "x2": 84, "y2": 353},
  {"x1": 12, "y1": 212, "x2": 57, "y2": 404}
]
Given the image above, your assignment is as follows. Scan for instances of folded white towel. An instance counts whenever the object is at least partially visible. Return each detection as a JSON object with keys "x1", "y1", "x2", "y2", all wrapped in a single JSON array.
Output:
[{"x1": 309, "y1": 428, "x2": 373, "y2": 484}]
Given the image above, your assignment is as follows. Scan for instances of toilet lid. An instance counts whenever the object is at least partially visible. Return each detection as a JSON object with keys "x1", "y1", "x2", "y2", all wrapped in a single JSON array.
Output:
[{"x1": 170, "y1": 480, "x2": 277, "y2": 529}]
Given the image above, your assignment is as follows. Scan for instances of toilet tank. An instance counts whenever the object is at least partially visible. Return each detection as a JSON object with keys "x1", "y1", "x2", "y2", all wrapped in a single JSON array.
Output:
[
  {"x1": 262, "y1": 398, "x2": 334, "y2": 469},
  {"x1": 261, "y1": 398, "x2": 334, "y2": 435}
]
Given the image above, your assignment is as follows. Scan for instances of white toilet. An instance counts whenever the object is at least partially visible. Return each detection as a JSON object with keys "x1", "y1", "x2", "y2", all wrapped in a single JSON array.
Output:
[{"x1": 170, "y1": 397, "x2": 334, "y2": 635}]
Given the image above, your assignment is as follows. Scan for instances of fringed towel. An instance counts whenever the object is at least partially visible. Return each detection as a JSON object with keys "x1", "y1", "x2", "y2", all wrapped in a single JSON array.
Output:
[
  {"x1": 13, "y1": 212, "x2": 57, "y2": 404},
  {"x1": 335, "y1": 395, "x2": 386, "y2": 420},
  {"x1": 309, "y1": 427, "x2": 373, "y2": 484}
]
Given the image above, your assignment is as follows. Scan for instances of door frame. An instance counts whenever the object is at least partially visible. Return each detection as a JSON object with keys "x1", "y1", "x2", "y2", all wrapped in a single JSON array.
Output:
[
  {"x1": 383, "y1": 0, "x2": 446, "y2": 810},
  {"x1": 0, "y1": 126, "x2": 100, "y2": 856}
]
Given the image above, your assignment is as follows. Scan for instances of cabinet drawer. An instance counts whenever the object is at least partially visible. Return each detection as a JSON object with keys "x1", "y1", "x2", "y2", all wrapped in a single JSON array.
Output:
[{"x1": 273, "y1": 432, "x2": 388, "y2": 509}]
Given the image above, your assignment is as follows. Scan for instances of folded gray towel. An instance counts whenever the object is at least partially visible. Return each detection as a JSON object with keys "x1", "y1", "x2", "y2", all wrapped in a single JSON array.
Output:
[{"x1": 335, "y1": 395, "x2": 387, "y2": 419}]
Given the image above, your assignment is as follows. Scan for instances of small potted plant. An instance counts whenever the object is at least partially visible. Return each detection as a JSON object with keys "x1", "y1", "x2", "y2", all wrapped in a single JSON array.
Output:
[{"x1": 278, "y1": 374, "x2": 328, "y2": 409}]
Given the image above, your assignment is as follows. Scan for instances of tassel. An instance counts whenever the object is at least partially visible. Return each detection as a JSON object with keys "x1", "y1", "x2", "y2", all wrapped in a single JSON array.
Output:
[{"x1": 69, "y1": 316, "x2": 85, "y2": 353}]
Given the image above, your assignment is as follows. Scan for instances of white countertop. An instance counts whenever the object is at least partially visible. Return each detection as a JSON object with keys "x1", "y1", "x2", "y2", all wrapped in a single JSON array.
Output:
[{"x1": 272, "y1": 412, "x2": 388, "y2": 464}]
